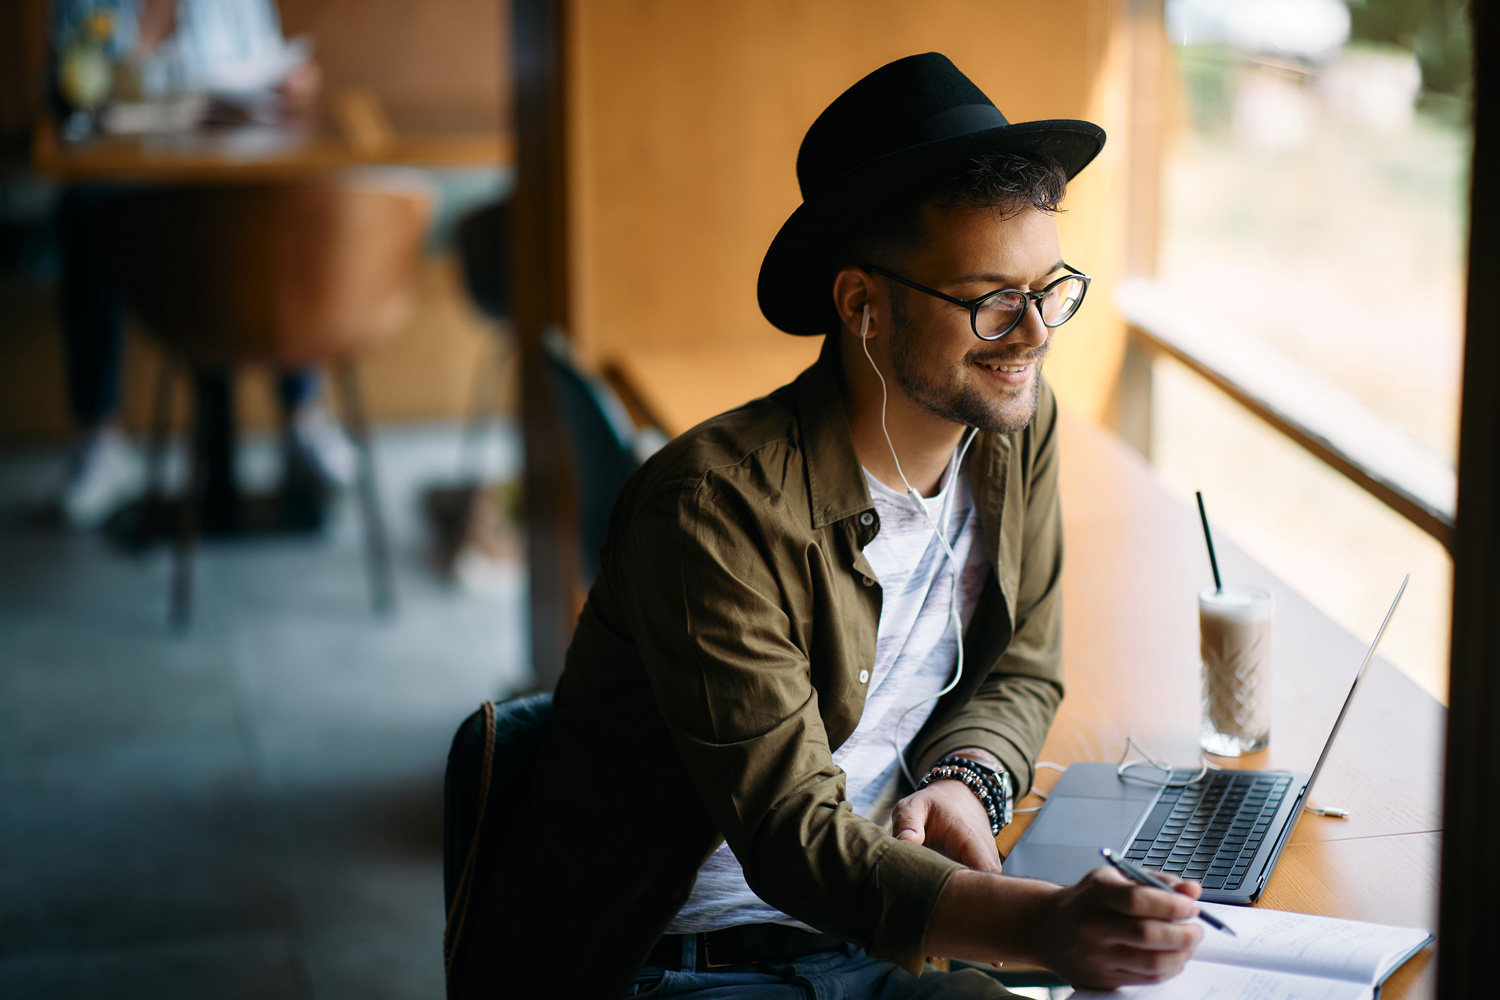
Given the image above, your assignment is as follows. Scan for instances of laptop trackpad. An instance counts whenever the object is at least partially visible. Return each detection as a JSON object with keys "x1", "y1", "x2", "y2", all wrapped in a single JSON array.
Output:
[
  {"x1": 1003, "y1": 797, "x2": 1150, "y2": 886},
  {"x1": 1026, "y1": 796, "x2": 1150, "y2": 847}
]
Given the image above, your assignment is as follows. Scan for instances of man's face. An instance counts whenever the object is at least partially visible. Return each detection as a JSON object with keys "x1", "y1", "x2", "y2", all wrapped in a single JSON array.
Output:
[{"x1": 883, "y1": 203, "x2": 1064, "y2": 434}]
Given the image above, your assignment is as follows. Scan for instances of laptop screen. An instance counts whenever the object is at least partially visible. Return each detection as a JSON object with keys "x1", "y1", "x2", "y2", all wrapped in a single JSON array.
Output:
[{"x1": 1298, "y1": 574, "x2": 1409, "y2": 806}]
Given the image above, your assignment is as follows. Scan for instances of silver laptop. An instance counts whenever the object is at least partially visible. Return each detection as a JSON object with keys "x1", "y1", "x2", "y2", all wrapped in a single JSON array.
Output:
[{"x1": 1003, "y1": 575, "x2": 1408, "y2": 905}]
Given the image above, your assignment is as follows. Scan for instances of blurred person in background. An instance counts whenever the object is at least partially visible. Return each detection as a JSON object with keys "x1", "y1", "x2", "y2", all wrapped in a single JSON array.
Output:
[{"x1": 50, "y1": 0, "x2": 350, "y2": 529}]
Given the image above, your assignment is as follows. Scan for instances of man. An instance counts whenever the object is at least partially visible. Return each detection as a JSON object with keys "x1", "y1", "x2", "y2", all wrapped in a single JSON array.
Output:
[{"x1": 471, "y1": 53, "x2": 1204, "y2": 997}]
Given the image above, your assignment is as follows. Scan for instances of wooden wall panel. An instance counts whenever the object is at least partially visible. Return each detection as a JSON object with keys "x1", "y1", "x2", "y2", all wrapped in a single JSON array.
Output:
[
  {"x1": 565, "y1": 0, "x2": 1130, "y2": 421},
  {"x1": 278, "y1": 0, "x2": 507, "y2": 119}
]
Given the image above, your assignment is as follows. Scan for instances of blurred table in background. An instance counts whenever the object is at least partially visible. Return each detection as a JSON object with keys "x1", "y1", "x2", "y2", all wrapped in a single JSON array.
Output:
[
  {"x1": 30, "y1": 87, "x2": 511, "y2": 543},
  {"x1": 32, "y1": 88, "x2": 512, "y2": 182},
  {"x1": 609, "y1": 345, "x2": 1441, "y2": 1000}
]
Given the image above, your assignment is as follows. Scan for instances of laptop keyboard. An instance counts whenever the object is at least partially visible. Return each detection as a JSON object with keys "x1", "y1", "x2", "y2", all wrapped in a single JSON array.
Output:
[{"x1": 1122, "y1": 770, "x2": 1292, "y2": 891}]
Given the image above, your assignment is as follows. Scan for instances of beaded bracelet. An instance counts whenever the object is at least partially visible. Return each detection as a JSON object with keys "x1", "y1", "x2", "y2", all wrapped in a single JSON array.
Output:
[
  {"x1": 950, "y1": 754, "x2": 1012, "y2": 830},
  {"x1": 916, "y1": 755, "x2": 1012, "y2": 836},
  {"x1": 932, "y1": 754, "x2": 1006, "y2": 811}
]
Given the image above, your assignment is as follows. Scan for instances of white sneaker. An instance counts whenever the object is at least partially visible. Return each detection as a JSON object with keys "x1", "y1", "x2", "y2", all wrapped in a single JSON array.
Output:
[
  {"x1": 284, "y1": 405, "x2": 359, "y2": 490},
  {"x1": 58, "y1": 426, "x2": 145, "y2": 530}
]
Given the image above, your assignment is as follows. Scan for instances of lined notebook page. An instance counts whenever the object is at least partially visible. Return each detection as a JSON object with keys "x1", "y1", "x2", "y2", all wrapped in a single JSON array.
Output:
[
  {"x1": 1072, "y1": 962, "x2": 1372, "y2": 1000},
  {"x1": 1192, "y1": 903, "x2": 1431, "y2": 984},
  {"x1": 1070, "y1": 904, "x2": 1432, "y2": 1000}
]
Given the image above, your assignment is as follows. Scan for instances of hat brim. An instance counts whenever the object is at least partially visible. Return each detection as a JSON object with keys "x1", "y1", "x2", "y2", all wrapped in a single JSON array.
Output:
[{"x1": 757, "y1": 119, "x2": 1106, "y2": 336}]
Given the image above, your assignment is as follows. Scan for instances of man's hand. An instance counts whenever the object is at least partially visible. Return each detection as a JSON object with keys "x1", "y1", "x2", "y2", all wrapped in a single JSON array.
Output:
[
  {"x1": 892, "y1": 779, "x2": 1002, "y2": 874},
  {"x1": 1029, "y1": 866, "x2": 1204, "y2": 990},
  {"x1": 924, "y1": 867, "x2": 1204, "y2": 990}
]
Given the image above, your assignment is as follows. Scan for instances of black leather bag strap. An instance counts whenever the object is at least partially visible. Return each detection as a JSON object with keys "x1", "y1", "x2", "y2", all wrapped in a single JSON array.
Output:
[
  {"x1": 442, "y1": 692, "x2": 553, "y2": 999},
  {"x1": 443, "y1": 700, "x2": 498, "y2": 991}
]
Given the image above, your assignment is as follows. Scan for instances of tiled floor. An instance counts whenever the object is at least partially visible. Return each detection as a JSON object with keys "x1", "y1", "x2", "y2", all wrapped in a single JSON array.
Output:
[{"x1": 0, "y1": 424, "x2": 529, "y2": 999}]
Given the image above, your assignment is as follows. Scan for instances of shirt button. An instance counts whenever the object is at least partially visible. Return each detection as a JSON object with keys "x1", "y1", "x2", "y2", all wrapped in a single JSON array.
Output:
[
  {"x1": 862, "y1": 576, "x2": 874, "y2": 587},
  {"x1": 859, "y1": 669, "x2": 870, "y2": 684},
  {"x1": 859, "y1": 512, "x2": 874, "y2": 527}
]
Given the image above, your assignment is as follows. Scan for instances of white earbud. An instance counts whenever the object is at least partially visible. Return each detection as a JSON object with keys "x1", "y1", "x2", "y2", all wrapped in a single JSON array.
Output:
[{"x1": 859, "y1": 302, "x2": 873, "y2": 338}]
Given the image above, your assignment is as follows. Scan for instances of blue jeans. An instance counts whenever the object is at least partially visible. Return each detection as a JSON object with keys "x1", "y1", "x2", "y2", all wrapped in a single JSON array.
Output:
[{"x1": 625, "y1": 946, "x2": 1019, "y2": 999}]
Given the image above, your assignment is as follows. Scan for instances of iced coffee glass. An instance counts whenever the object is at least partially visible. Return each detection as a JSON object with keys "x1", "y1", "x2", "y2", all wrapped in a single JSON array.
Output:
[{"x1": 1199, "y1": 585, "x2": 1273, "y2": 756}]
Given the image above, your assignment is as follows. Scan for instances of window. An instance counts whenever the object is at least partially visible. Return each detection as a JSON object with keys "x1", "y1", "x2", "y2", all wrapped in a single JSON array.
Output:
[{"x1": 1144, "y1": 0, "x2": 1472, "y2": 701}]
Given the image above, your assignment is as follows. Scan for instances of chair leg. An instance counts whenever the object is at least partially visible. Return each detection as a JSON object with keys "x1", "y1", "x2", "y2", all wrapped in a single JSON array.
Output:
[
  {"x1": 457, "y1": 342, "x2": 496, "y2": 484},
  {"x1": 171, "y1": 374, "x2": 202, "y2": 629},
  {"x1": 457, "y1": 336, "x2": 514, "y2": 484},
  {"x1": 335, "y1": 363, "x2": 396, "y2": 617}
]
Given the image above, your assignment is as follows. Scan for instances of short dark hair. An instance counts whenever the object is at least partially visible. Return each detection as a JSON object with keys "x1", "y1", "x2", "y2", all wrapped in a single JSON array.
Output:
[{"x1": 827, "y1": 151, "x2": 1069, "y2": 329}]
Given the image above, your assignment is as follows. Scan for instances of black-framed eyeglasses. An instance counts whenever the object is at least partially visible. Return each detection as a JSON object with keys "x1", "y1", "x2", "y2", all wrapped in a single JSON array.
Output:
[{"x1": 863, "y1": 263, "x2": 1092, "y2": 341}]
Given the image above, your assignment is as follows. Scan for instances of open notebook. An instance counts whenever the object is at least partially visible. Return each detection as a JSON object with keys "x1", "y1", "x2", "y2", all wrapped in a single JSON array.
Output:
[{"x1": 1071, "y1": 903, "x2": 1433, "y2": 1000}]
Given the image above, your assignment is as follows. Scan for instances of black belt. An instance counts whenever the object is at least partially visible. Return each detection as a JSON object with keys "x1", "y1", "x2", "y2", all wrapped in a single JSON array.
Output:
[{"x1": 645, "y1": 923, "x2": 845, "y2": 971}]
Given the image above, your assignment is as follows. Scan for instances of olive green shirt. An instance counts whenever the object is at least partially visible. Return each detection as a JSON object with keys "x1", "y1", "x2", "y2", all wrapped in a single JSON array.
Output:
[{"x1": 489, "y1": 338, "x2": 1064, "y2": 996}]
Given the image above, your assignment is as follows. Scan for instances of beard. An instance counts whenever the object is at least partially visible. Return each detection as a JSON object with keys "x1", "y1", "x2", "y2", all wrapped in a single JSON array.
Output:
[{"x1": 887, "y1": 292, "x2": 1048, "y2": 434}]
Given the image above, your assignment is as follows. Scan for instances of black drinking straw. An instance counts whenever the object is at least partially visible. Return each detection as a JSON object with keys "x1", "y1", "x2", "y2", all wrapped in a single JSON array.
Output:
[{"x1": 1195, "y1": 491, "x2": 1223, "y2": 594}]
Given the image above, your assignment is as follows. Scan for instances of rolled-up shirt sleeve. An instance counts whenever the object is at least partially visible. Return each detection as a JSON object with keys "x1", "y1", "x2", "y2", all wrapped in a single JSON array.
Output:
[{"x1": 620, "y1": 481, "x2": 962, "y2": 971}]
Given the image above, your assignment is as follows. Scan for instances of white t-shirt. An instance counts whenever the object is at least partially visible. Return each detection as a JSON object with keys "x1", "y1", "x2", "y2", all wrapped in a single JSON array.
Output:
[{"x1": 667, "y1": 447, "x2": 990, "y2": 933}]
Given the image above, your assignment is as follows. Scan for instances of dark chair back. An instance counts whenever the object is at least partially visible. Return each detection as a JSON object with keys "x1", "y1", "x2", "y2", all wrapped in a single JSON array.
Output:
[
  {"x1": 455, "y1": 200, "x2": 515, "y2": 322},
  {"x1": 442, "y1": 691, "x2": 553, "y2": 999},
  {"x1": 541, "y1": 335, "x2": 644, "y2": 581}
]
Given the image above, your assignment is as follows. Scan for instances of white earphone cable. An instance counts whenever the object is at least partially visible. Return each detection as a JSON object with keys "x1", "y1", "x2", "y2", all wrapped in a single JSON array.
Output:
[{"x1": 858, "y1": 305, "x2": 979, "y2": 788}]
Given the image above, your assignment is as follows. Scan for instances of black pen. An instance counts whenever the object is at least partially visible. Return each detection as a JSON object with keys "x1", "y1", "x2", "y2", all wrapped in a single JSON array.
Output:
[{"x1": 1099, "y1": 848, "x2": 1236, "y2": 936}]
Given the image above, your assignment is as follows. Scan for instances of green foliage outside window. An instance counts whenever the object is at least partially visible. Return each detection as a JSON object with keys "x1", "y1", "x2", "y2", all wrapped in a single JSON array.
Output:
[{"x1": 1348, "y1": 0, "x2": 1472, "y2": 98}]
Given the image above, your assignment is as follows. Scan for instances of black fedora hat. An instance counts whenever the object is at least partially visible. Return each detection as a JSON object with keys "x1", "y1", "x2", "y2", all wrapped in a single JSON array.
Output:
[{"x1": 757, "y1": 53, "x2": 1106, "y2": 336}]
